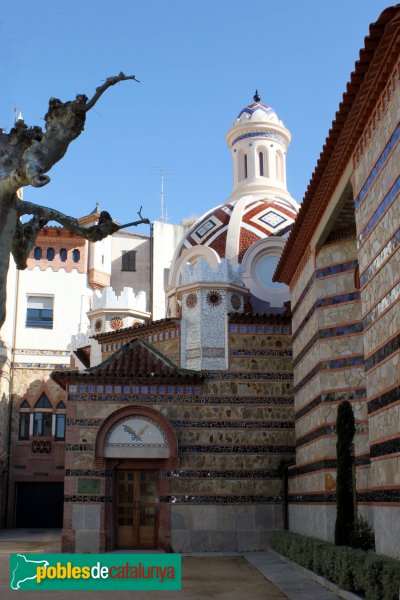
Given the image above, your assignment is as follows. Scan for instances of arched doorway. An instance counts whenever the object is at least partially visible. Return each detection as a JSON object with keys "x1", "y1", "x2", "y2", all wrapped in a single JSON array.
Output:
[{"x1": 96, "y1": 406, "x2": 178, "y2": 551}]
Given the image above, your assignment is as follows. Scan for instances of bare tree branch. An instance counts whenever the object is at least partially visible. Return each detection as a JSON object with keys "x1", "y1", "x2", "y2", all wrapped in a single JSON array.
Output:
[
  {"x1": 11, "y1": 215, "x2": 48, "y2": 270},
  {"x1": 83, "y1": 72, "x2": 139, "y2": 113},
  {"x1": 11, "y1": 200, "x2": 150, "y2": 271},
  {"x1": 0, "y1": 73, "x2": 143, "y2": 329}
]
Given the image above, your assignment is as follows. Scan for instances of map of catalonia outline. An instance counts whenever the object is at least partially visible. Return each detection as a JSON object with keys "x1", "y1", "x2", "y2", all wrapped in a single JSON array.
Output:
[{"x1": 10, "y1": 554, "x2": 49, "y2": 590}]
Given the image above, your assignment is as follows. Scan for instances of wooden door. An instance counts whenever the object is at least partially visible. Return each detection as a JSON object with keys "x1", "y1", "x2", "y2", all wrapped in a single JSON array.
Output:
[{"x1": 116, "y1": 470, "x2": 158, "y2": 548}]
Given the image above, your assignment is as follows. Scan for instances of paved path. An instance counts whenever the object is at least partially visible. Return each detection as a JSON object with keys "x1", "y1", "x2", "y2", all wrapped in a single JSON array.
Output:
[
  {"x1": 245, "y1": 551, "x2": 342, "y2": 600},
  {"x1": 0, "y1": 530, "x2": 344, "y2": 599}
]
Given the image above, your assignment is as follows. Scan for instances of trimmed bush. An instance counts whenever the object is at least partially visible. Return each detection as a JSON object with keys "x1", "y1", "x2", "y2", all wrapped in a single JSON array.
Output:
[{"x1": 270, "y1": 530, "x2": 400, "y2": 600}]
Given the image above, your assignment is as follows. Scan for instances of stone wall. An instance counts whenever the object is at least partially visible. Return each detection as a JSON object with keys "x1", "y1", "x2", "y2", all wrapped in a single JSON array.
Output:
[
  {"x1": 353, "y1": 65, "x2": 400, "y2": 558},
  {"x1": 287, "y1": 236, "x2": 366, "y2": 543}
]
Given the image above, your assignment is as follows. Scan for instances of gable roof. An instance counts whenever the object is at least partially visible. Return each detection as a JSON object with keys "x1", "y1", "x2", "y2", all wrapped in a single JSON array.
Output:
[
  {"x1": 274, "y1": 5, "x2": 400, "y2": 284},
  {"x1": 52, "y1": 338, "x2": 202, "y2": 388}
]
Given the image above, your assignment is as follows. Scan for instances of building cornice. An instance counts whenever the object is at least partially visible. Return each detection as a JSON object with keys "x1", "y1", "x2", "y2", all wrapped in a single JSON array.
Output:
[{"x1": 274, "y1": 5, "x2": 400, "y2": 284}]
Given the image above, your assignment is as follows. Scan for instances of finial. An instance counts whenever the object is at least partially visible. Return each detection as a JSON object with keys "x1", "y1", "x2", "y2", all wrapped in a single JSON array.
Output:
[
  {"x1": 96, "y1": 201, "x2": 100, "y2": 213},
  {"x1": 253, "y1": 90, "x2": 261, "y2": 103}
]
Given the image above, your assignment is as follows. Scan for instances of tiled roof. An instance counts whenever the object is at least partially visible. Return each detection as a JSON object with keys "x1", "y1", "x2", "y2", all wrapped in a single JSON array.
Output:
[
  {"x1": 274, "y1": 5, "x2": 400, "y2": 284},
  {"x1": 92, "y1": 318, "x2": 179, "y2": 341},
  {"x1": 52, "y1": 338, "x2": 201, "y2": 388}
]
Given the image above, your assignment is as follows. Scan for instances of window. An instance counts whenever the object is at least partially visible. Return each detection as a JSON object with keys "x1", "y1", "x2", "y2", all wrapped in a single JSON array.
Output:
[
  {"x1": 47, "y1": 248, "x2": 55, "y2": 261},
  {"x1": 276, "y1": 150, "x2": 284, "y2": 181},
  {"x1": 33, "y1": 412, "x2": 52, "y2": 436},
  {"x1": 121, "y1": 250, "x2": 136, "y2": 271},
  {"x1": 259, "y1": 152, "x2": 264, "y2": 176},
  {"x1": 72, "y1": 249, "x2": 80, "y2": 263},
  {"x1": 60, "y1": 248, "x2": 67, "y2": 262},
  {"x1": 244, "y1": 154, "x2": 248, "y2": 179},
  {"x1": 34, "y1": 247, "x2": 42, "y2": 260},
  {"x1": 55, "y1": 414, "x2": 66, "y2": 440},
  {"x1": 19, "y1": 413, "x2": 30, "y2": 440},
  {"x1": 26, "y1": 296, "x2": 54, "y2": 329}
]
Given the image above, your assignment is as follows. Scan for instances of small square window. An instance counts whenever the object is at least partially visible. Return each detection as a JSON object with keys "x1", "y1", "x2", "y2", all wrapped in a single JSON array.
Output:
[{"x1": 121, "y1": 250, "x2": 136, "y2": 271}]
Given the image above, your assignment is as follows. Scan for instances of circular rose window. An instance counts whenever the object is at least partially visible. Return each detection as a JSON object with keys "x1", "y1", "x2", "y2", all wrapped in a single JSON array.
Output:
[
  {"x1": 186, "y1": 292, "x2": 198, "y2": 309},
  {"x1": 206, "y1": 291, "x2": 222, "y2": 307},
  {"x1": 110, "y1": 318, "x2": 124, "y2": 330}
]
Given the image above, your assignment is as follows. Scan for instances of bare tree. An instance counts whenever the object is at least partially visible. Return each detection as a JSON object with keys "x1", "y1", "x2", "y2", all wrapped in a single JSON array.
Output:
[{"x1": 0, "y1": 73, "x2": 149, "y2": 329}]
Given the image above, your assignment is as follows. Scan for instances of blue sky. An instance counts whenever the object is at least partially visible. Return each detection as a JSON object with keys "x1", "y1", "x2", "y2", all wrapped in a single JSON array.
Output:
[{"x1": 1, "y1": 1, "x2": 392, "y2": 234}]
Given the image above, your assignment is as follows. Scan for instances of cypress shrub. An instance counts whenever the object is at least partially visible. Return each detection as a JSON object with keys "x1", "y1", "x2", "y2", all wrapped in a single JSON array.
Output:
[{"x1": 335, "y1": 399, "x2": 355, "y2": 546}]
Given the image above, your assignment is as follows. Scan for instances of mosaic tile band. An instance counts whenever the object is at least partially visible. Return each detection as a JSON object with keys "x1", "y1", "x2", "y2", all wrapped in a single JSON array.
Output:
[
  {"x1": 355, "y1": 122, "x2": 400, "y2": 210},
  {"x1": 292, "y1": 291, "x2": 361, "y2": 342},
  {"x1": 358, "y1": 175, "x2": 400, "y2": 247},
  {"x1": 368, "y1": 385, "x2": 400, "y2": 414},
  {"x1": 291, "y1": 260, "x2": 358, "y2": 315},
  {"x1": 67, "y1": 393, "x2": 294, "y2": 405},
  {"x1": 293, "y1": 355, "x2": 365, "y2": 394},
  {"x1": 295, "y1": 388, "x2": 367, "y2": 420}
]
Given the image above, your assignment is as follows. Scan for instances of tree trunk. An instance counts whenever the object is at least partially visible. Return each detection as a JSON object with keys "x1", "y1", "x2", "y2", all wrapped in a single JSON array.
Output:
[{"x1": 0, "y1": 192, "x2": 18, "y2": 327}]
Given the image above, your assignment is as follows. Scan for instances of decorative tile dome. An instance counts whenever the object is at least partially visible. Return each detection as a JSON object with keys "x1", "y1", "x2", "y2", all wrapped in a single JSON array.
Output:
[
  {"x1": 236, "y1": 91, "x2": 279, "y2": 124},
  {"x1": 177, "y1": 194, "x2": 298, "y2": 263}
]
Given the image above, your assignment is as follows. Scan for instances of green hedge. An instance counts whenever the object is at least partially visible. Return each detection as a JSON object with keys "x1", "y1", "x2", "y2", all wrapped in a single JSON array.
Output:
[{"x1": 270, "y1": 531, "x2": 400, "y2": 600}]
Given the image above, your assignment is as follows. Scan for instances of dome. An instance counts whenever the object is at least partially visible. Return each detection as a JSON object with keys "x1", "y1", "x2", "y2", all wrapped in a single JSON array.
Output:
[
  {"x1": 235, "y1": 91, "x2": 279, "y2": 124},
  {"x1": 176, "y1": 194, "x2": 298, "y2": 264}
]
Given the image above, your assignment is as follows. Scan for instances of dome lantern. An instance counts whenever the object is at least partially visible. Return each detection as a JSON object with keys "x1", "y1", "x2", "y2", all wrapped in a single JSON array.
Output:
[{"x1": 226, "y1": 93, "x2": 292, "y2": 198}]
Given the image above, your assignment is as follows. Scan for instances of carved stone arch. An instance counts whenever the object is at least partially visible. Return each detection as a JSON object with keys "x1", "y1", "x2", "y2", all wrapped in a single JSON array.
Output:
[{"x1": 95, "y1": 404, "x2": 178, "y2": 459}]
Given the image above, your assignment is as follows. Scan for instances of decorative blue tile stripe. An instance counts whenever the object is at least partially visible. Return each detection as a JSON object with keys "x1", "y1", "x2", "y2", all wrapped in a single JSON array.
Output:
[
  {"x1": 171, "y1": 420, "x2": 294, "y2": 429},
  {"x1": 295, "y1": 388, "x2": 366, "y2": 420},
  {"x1": 231, "y1": 131, "x2": 286, "y2": 147},
  {"x1": 161, "y1": 469, "x2": 280, "y2": 479},
  {"x1": 288, "y1": 493, "x2": 336, "y2": 503},
  {"x1": 355, "y1": 122, "x2": 400, "y2": 210},
  {"x1": 357, "y1": 489, "x2": 400, "y2": 503},
  {"x1": 293, "y1": 321, "x2": 363, "y2": 367},
  {"x1": 316, "y1": 260, "x2": 358, "y2": 279},
  {"x1": 64, "y1": 495, "x2": 112, "y2": 503},
  {"x1": 364, "y1": 334, "x2": 400, "y2": 372},
  {"x1": 160, "y1": 494, "x2": 283, "y2": 504},
  {"x1": 65, "y1": 444, "x2": 95, "y2": 452},
  {"x1": 67, "y1": 393, "x2": 294, "y2": 405},
  {"x1": 370, "y1": 436, "x2": 400, "y2": 458},
  {"x1": 293, "y1": 355, "x2": 365, "y2": 394},
  {"x1": 358, "y1": 175, "x2": 400, "y2": 247},
  {"x1": 289, "y1": 490, "x2": 400, "y2": 503},
  {"x1": 65, "y1": 469, "x2": 112, "y2": 477},
  {"x1": 363, "y1": 281, "x2": 400, "y2": 330},
  {"x1": 360, "y1": 227, "x2": 400, "y2": 288},
  {"x1": 368, "y1": 385, "x2": 400, "y2": 415},
  {"x1": 179, "y1": 445, "x2": 295, "y2": 454},
  {"x1": 292, "y1": 292, "x2": 361, "y2": 341},
  {"x1": 292, "y1": 261, "x2": 358, "y2": 315},
  {"x1": 296, "y1": 425, "x2": 336, "y2": 448}
]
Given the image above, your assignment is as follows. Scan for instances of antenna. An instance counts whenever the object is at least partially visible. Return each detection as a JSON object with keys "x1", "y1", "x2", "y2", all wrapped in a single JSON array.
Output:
[{"x1": 160, "y1": 169, "x2": 165, "y2": 222}]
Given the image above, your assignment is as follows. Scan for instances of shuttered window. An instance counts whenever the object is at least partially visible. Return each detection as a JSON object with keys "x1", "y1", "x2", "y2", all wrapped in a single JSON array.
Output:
[
  {"x1": 121, "y1": 250, "x2": 136, "y2": 271},
  {"x1": 26, "y1": 296, "x2": 54, "y2": 329}
]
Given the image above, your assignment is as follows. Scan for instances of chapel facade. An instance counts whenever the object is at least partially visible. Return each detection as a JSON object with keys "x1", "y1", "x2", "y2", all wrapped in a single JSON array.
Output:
[{"x1": 52, "y1": 93, "x2": 299, "y2": 553}]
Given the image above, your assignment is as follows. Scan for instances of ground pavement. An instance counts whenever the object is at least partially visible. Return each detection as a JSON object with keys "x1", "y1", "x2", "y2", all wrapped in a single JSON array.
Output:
[{"x1": 0, "y1": 529, "x2": 343, "y2": 599}]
